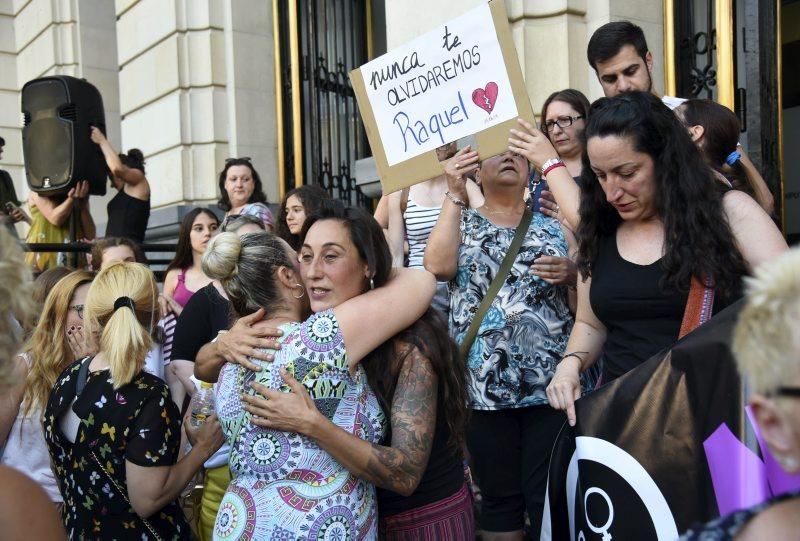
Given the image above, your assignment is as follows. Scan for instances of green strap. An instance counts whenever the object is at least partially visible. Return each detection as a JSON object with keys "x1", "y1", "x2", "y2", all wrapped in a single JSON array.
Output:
[{"x1": 458, "y1": 208, "x2": 533, "y2": 361}]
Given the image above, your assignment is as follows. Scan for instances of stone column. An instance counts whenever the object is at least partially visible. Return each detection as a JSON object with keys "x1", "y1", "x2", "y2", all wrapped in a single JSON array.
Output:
[
  {"x1": 116, "y1": 0, "x2": 278, "y2": 237},
  {"x1": 222, "y1": 0, "x2": 278, "y2": 204},
  {"x1": 116, "y1": 0, "x2": 228, "y2": 214},
  {"x1": 0, "y1": 0, "x2": 23, "y2": 203},
  {"x1": 1, "y1": 0, "x2": 121, "y2": 235},
  {"x1": 506, "y1": 0, "x2": 589, "y2": 118}
]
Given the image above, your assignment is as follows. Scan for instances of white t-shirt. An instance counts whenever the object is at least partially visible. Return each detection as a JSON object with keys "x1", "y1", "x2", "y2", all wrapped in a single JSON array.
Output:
[
  {"x1": 2, "y1": 354, "x2": 63, "y2": 502},
  {"x1": 661, "y1": 95, "x2": 687, "y2": 110},
  {"x1": 144, "y1": 342, "x2": 165, "y2": 380}
]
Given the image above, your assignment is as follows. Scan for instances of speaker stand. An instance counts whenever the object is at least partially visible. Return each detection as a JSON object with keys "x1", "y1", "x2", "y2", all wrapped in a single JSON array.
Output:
[{"x1": 69, "y1": 203, "x2": 79, "y2": 268}]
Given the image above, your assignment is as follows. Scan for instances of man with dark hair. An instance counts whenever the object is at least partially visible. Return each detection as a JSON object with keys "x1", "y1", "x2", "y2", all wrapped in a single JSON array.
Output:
[
  {"x1": 587, "y1": 21, "x2": 685, "y2": 109},
  {"x1": 0, "y1": 136, "x2": 28, "y2": 237}
]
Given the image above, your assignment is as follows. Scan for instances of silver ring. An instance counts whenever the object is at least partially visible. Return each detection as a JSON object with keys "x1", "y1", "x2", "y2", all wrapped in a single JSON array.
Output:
[{"x1": 455, "y1": 163, "x2": 460, "y2": 169}]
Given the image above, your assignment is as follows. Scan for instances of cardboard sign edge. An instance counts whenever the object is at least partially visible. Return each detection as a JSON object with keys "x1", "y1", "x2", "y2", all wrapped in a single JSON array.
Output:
[{"x1": 349, "y1": 0, "x2": 535, "y2": 195}]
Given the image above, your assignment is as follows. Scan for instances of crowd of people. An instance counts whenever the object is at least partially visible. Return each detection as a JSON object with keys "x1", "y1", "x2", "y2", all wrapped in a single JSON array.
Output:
[{"x1": 0, "y1": 19, "x2": 797, "y2": 541}]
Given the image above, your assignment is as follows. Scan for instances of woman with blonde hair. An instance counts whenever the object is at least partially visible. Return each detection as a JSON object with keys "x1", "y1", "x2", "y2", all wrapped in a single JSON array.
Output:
[
  {"x1": 0, "y1": 227, "x2": 66, "y2": 540},
  {"x1": 0, "y1": 269, "x2": 93, "y2": 505},
  {"x1": 43, "y1": 262, "x2": 223, "y2": 540}
]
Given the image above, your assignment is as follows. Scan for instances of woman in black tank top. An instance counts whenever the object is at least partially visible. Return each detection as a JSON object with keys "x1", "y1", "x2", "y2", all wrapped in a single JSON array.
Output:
[
  {"x1": 90, "y1": 127, "x2": 150, "y2": 242},
  {"x1": 510, "y1": 91, "x2": 787, "y2": 425}
]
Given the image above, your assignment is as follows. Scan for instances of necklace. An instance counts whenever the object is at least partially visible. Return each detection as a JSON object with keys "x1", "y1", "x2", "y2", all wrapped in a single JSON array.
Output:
[{"x1": 481, "y1": 203, "x2": 525, "y2": 216}]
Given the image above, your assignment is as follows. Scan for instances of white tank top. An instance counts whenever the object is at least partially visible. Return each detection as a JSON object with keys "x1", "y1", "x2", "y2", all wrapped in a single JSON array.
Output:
[
  {"x1": 1, "y1": 354, "x2": 63, "y2": 502},
  {"x1": 403, "y1": 198, "x2": 442, "y2": 269}
]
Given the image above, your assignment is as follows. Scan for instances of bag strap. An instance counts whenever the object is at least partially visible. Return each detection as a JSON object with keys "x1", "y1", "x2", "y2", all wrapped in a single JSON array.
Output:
[
  {"x1": 89, "y1": 451, "x2": 164, "y2": 541},
  {"x1": 75, "y1": 356, "x2": 92, "y2": 397},
  {"x1": 459, "y1": 208, "x2": 533, "y2": 361},
  {"x1": 678, "y1": 275, "x2": 715, "y2": 339}
]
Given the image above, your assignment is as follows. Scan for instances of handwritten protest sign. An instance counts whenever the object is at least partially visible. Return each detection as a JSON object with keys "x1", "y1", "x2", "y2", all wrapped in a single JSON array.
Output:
[{"x1": 350, "y1": 0, "x2": 533, "y2": 193}]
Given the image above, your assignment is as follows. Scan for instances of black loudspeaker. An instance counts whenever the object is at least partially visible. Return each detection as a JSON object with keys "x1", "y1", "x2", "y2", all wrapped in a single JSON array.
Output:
[{"x1": 21, "y1": 75, "x2": 107, "y2": 196}]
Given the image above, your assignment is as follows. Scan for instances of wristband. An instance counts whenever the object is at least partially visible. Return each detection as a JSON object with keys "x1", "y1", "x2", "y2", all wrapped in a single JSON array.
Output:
[
  {"x1": 542, "y1": 158, "x2": 566, "y2": 178},
  {"x1": 445, "y1": 191, "x2": 467, "y2": 208},
  {"x1": 560, "y1": 351, "x2": 586, "y2": 366}
]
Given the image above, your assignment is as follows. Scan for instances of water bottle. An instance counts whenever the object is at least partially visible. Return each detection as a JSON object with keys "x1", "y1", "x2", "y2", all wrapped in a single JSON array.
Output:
[{"x1": 189, "y1": 381, "x2": 215, "y2": 428}]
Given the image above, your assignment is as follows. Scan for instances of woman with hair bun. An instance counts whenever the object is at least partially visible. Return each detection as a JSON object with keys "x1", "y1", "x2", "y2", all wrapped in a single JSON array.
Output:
[
  {"x1": 90, "y1": 127, "x2": 151, "y2": 242},
  {"x1": 197, "y1": 223, "x2": 436, "y2": 539},
  {"x1": 43, "y1": 262, "x2": 223, "y2": 540}
]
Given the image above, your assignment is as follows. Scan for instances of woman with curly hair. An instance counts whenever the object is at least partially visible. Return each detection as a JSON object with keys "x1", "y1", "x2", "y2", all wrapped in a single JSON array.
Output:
[
  {"x1": 509, "y1": 91, "x2": 787, "y2": 426},
  {"x1": 0, "y1": 270, "x2": 93, "y2": 505}
]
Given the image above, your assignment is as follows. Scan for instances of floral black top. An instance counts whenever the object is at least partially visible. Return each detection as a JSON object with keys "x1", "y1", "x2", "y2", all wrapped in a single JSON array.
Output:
[
  {"x1": 679, "y1": 490, "x2": 800, "y2": 540},
  {"x1": 43, "y1": 357, "x2": 190, "y2": 540}
]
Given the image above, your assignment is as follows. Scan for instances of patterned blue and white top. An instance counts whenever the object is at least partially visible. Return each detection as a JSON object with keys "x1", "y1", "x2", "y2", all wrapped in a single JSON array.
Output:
[
  {"x1": 450, "y1": 208, "x2": 574, "y2": 411},
  {"x1": 213, "y1": 310, "x2": 386, "y2": 540}
]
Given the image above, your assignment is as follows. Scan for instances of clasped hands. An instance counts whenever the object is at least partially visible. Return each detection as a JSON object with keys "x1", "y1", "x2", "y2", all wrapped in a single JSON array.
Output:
[{"x1": 215, "y1": 309, "x2": 321, "y2": 435}]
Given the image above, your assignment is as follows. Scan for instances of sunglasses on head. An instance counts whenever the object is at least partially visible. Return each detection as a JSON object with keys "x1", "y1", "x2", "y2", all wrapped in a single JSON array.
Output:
[{"x1": 225, "y1": 157, "x2": 252, "y2": 164}]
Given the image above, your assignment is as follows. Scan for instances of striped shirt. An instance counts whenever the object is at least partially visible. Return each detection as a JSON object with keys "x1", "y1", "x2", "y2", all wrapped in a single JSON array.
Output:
[{"x1": 403, "y1": 198, "x2": 442, "y2": 268}]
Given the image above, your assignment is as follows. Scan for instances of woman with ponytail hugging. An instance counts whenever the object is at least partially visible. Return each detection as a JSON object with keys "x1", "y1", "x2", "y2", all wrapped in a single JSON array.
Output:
[
  {"x1": 43, "y1": 262, "x2": 223, "y2": 540},
  {"x1": 90, "y1": 127, "x2": 151, "y2": 243}
]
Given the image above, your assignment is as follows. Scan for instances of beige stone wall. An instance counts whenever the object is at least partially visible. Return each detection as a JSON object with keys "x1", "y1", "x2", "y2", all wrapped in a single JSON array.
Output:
[
  {"x1": 115, "y1": 0, "x2": 278, "y2": 213},
  {"x1": 2, "y1": 0, "x2": 665, "y2": 232},
  {"x1": 0, "y1": 0, "x2": 120, "y2": 236},
  {"x1": 1, "y1": 0, "x2": 280, "y2": 238},
  {"x1": 384, "y1": 0, "x2": 663, "y2": 119}
]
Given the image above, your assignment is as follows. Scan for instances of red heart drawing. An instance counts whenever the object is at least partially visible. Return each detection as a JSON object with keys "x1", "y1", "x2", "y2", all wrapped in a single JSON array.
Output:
[{"x1": 472, "y1": 82, "x2": 499, "y2": 114}]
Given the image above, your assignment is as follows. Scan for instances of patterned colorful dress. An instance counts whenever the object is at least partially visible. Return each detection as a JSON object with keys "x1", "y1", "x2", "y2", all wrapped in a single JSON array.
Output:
[
  {"x1": 213, "y1": 310, "x2": 387, "y2": 540},
  {"x1": 43, "y1": 357, "x2": 190, "y2": 540},
  {"x1": 450, "y1": 208, "x2": 575, "y2": 410}
]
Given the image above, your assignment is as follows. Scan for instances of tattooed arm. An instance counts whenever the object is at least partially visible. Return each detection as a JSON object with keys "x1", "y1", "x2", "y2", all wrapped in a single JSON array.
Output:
[{"x1": 243, "y1": 343, "x2": 438, "y2": 496}]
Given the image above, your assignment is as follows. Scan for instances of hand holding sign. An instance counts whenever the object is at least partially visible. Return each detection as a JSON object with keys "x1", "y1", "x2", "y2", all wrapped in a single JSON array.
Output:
[
  {"x1": 508, "y1": 118, "x2": 559, "y2": 170},
  {"x1": 350, "y1": 0, "x2": 534, "y2": 194},
  {"x1": 443, "y1": 146, "x2": 480, "y2": 201}
]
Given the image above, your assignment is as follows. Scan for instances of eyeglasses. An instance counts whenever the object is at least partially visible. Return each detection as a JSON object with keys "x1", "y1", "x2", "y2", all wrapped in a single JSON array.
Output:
[
  {"x1": 69, "y1": 304, "x2": 85, "y2": 320},
  {"x1": 542, "y1": 115, "x2": 584, "y2": 132},
  {"x1": 225, "y1": 157, "x2": 252, "y2": 164}
]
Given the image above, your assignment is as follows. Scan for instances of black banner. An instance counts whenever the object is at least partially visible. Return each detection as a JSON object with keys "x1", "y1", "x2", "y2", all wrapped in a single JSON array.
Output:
[{"x1": 542, "y1": 300, "x2": 800, "y2": 540}]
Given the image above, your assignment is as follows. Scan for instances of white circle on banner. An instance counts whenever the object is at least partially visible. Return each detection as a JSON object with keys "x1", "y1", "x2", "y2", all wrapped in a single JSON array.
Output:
[{"x1": 566, "y1": 436, "x2": 679, "y2": 541}]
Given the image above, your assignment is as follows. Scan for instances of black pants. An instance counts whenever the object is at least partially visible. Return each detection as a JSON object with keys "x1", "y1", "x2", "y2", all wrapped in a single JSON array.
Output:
[{"x1": 466, "y1": 404, "x2": 566, "y2": 536}]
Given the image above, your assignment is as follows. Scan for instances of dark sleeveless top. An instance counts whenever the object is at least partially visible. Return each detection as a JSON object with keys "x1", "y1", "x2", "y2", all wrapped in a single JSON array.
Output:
[
  {"x1": 377, "y1": 395, "x2": 464, "y2": 516},
  {"x1": 590, "y1": 234, "x2": 688, "y2": 383},
  {"x1": 590, "y1": 233, "x2": 739, "y2": 383},
  {"x1": 105, "y1": 189, "x2": 150, "y2": 242}
]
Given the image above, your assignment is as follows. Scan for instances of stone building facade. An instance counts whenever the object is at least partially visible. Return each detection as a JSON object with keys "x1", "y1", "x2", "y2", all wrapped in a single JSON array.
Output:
[{"x1": 0, "y1": 0, "x2": 794, "y2": 240}]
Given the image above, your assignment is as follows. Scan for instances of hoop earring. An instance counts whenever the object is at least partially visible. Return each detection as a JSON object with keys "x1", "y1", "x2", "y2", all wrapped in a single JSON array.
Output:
[
  {"x1": 370, "y1": 278, "x2": 375, "y2": 290},
  {"x1": 292, "y1": 283, "x2": 305, "y2": 299}
]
